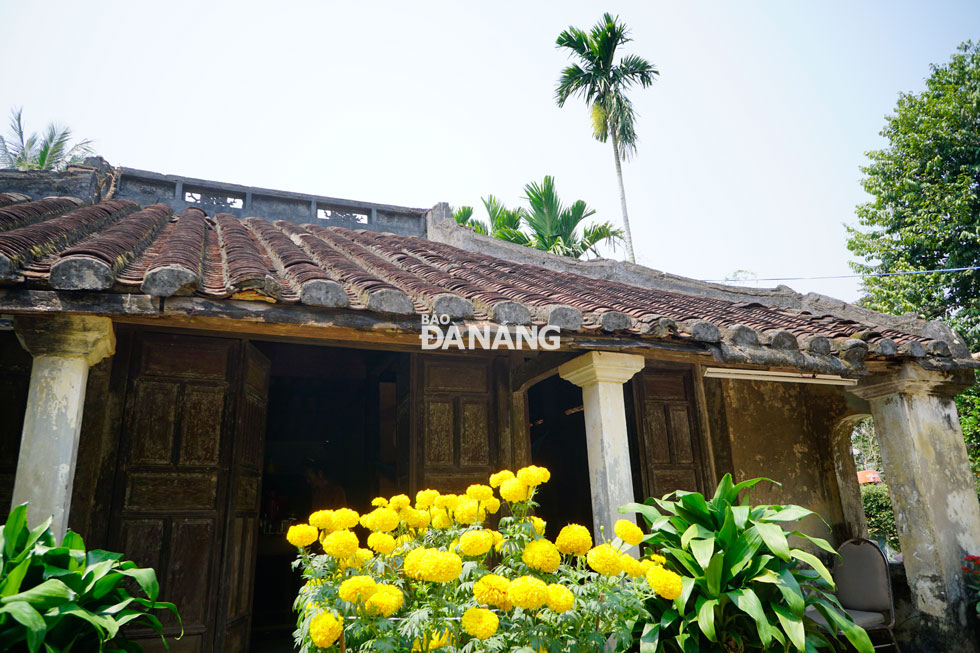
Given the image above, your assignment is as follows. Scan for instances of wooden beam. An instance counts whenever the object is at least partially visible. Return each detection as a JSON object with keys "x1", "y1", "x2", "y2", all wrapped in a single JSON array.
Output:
[{"x1": 509, "y1": 351, "x2": 581, "y2": 392}]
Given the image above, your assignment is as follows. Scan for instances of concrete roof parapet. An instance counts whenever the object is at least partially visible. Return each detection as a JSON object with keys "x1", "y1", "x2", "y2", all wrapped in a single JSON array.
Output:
[
  {"x1": 723, "y1": 324, "x2": 760, "y2": 348},
  {"x1": 536, "y1": 304, "x2": 583, "y2": 331},
  {"x1": 597, "y1": 311, "x2": 634, "y2": 332},
  {"x1": 432, "y1": 293, "x2": 474, "y2": 320},
  {"x1": 768, "y1": 330, "x2": 800, "y2": 351},
  {"x1": 680, "y1": 319, "x2": 722, "y2": 343},
  {"x1": 492, "y1": 301, "x2": 531, "y2": 325}
]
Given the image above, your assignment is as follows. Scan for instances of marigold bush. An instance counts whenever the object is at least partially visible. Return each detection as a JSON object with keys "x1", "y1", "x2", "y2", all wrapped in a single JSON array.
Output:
[{"x1": 288, "y1": 465, "x2": 684, "y2": 651}]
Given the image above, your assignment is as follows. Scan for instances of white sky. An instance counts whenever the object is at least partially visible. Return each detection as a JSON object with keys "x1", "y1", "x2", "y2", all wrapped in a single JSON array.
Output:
[{"x1": 2, "y1": 1, "x2": 978, "y2": 302}]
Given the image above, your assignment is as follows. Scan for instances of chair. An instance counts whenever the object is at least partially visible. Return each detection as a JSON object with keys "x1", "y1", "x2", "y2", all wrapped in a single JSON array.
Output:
[{"x1": 804, "y1": 538, "x2": 900, "y2": 651}]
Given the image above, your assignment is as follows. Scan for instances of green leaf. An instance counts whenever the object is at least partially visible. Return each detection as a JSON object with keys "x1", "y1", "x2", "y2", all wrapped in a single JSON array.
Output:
[
  {"x1": 0, "y1": 601, "x2": 46, "y2": 653},
  {"x1": 787, "y1": 531, "x2": 837, "y2": 556},
  {"x1": 732, "y1": 477, "x2": 778, "y2": 504},
  {"x1": 3, "y1": 505, "x2": 28, "y2": 561},
  {"x1": 2, "y1": 578, "x2": 73, "y2": 610},
  {"x1": 697, "y1": 598, "x2": 718, "y2": 642},
  {"x1": 118, "y1": 567, "x2": 159, "y2": 602},
  {"x1": 772, "y1": 603, "x2": 806, "y2": 651},
  {"x1": 620, "y1": 501, "x2": 662, "y2": 527},
  {"x1": 711, "y1": 473, "x2": 735, "y2": 506},
  {"x1": 776, "y1": 568, "x2": 806, "y2": 617},
  {"x1": 764, "y1": 505, "x2": 813, "y2": 522},
  {"x1": 729, "y1": 587, "x2": 772, "y2": 647},
  {"x1": 639, "y1": 622, "x2": 660, "y2": 652},
  {"x1": 0, "y1": 558, "x2": 31, "y2": 597},
  {"x1": 790, "y1": 549, "x2": 834, "y2": 588},
  {"x1": 754, "y1": 522, "x2": 791, "y2": 561},
  {"x1": 690, "y1": 537, "x2": 715, "y2": 570},
  {"x1": 680, "y1": 523, "x2": 713, "y2": 550},
  {"x1": 704, "y1": 552, "x2": 724, "y2": 597},
  {"x1": 811, "y1": 598, "x2": 874, "y2": 653}
]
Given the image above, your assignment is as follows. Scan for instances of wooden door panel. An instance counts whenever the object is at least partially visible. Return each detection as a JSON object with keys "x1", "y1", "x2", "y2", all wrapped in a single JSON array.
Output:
[
  {"x1": 167, "y1": 519, "x2": 215, "y2": 627},
  {"x1": 634, "y1": 368, "x2": 707, "y2": 498},
  {"x1": 128, "y1": 381, "x2": 177, "y2": 465}
]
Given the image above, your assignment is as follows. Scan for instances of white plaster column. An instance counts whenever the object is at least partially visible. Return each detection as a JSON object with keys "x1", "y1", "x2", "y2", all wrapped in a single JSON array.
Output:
[
  {"x1": 559, "y1": 351, "x2": 645, "y2": 539},
  {"x1": 850, "y1": 364, "x2": 980, "y2": 651},
  {"x1": 11, "y1": 315, "x2": 115, "y2": 540}
]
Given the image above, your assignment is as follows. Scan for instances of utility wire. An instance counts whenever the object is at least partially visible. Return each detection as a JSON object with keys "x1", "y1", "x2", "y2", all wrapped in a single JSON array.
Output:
[{"x1": 702, "y1": 265, "x2": 980, "y2": 283}]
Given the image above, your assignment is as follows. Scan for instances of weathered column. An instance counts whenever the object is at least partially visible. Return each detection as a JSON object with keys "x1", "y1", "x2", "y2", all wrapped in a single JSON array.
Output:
[
  {"x1": 850, "y1": 364, "x2": 980, "y2": 652},
  {"x1": 11, "y1": 315, "x2": 114, "y2": 540},
  {"x1": 559, "y1": 351, "x2": 645, "y2": 538}
]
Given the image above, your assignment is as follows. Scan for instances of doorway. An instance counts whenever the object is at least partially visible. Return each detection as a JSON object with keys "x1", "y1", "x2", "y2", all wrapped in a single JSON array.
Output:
[{"x1": 249, "y1": 343, "x2": 410, "y2": 652}]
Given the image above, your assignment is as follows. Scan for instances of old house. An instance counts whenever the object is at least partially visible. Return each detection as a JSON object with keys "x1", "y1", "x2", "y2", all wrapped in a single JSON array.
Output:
[{"x1": 0, "y1": 162, "x2": 978, "y2": 651}]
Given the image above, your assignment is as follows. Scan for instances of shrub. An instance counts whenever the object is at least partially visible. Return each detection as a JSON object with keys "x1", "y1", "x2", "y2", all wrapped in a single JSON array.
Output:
[
  {"x1": 0, "y1": 504, "x2": 180, "y2": 652},
  {"x1": 624, "y1": 475, "x2": 873, "y2": 653},
  {"x1": 287, "y1": 466, "x2": 684, "y2": 651},
  {"x1": 860, "y1": 483, "x2": 900, "y2": 552}
]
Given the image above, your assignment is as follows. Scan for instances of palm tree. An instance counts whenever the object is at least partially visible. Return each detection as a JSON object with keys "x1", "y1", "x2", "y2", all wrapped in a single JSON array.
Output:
[
  {"x1": 555, "y1": 14, "x2": 658, "y2": 263},
  {"x1": 520, "y1": 176, "x2": 623, "y2": 258},
  {"x1": 0, "y1": 107, "x2": 94, "y2": 171},
  {"x1": 454, "y1": 196, "x2": 527, "y2": 242}
]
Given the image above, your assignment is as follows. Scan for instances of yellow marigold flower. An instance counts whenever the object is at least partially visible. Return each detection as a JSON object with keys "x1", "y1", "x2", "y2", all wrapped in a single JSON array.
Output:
[
  {"x1": 473, "y1": 574, "x2": 512, "y2": 610},
  {"x1": 286, "y1": 524, "x2": 318, "y2": 548},
  {"x1": 420, "y1": 550, "x2": 462, "y2": 583},
  {"x1": 413, "y1": 630, "x2": 454, "y2": 651},
  {"x1": 489, "y1": 469, "x2": 515, "y2": 488},
  {"x1": 371, "y1": 497, "x2": 388, "y2": 507},
  {"x1": 491, "y1": 530, "x2": 504, "y2": 547},
  {"x1": 494, "y1": 536, "x2": 509, "y2": 553},
  {"x1": 333, "y1": 508, "x2": 360, "y2": 530},
  {"x1": 403, "y1": 547, "x2": 429, "y2": 579},
  {"x1": 402, "y1": 507, "x2": 430, "y2": 529},
  {"x1": 522, "y1": 538, "x2": 560, "y2": 573},
  {"x1": 338, "y1": 575, "x2": 377, "y2": 603},
  {"x1": 309, "y1": 510, "x2": 335, "y2": 531},
  {"x1": 390, "y1": 494, "x2": 411, "y2": 510},
  {"x1": 367, "y1": 532, "x2": 396, "y2": 554},
  {"x1": 483, "y1": 496, "x2": 501, "y2": 514},
  {"x1": 614, "y1": 519, "x2": 644, "y2": 546},
  {"x1": 587, "y1": 543, "x2": 623, "y2": 576},
  {"x1": 461, "y1": 606, "x2": 499, "y2": 640},
  {"x1": 366, "y1": 507, "x2": 400, "y2": 533},
  {"x1": 364, "y1": 584, "x2": 404, "y2": 617},
  {"x1": 555, "y1": 524, "x2": 592, "y2": 556},
  {"x1": 620, "y1": 553, "x2": 645, "y2": 578},
  {"x1": 500, "y1": 477, "x2": 530, "y2": 503},
  {"x1": 530, "y1": 516, "x2": 546, "y2": 536},
  {"x1": 309, "y1": 611, "x2": 343, "y2": 648},
  {"x1": 517, "y1": 465, "x2": 551, "y2": 486},
  {"x1": 507, "y1": 575, "x2": 548, "y2": 610},
  {"x1": 648, "y1": 553, "x2": 666, "y2": 565},
  {"x1": 415, "y1": 488, "x2": 439, "y2": 510},
  {"x1": 356, "y1": 548, "x2": 373, "y2": 564},
  {"x1": 434, "y1": 494, "x2": 459, "y2": 511},
  {"x1": 546, "y1": 583, "x2": 575, "y2": 613},
  {"x1": 431, "y1": 508, "x2": 452, "y2": 529},
  {"x1": 458, "y1": 529, "x2": 494, "y2": 557},
  {"x1": 454, "y1": 499, "x2": 485, "y2": 525},
  {"x1": 466, "y1": 484, "x2": 494, "y2": 501},
  {"x1": 647, "y1": 565, "x2": 684, "y2": 600},
  {"x1": 322, "y1": 529, "x2": 359, "y2": 558}
]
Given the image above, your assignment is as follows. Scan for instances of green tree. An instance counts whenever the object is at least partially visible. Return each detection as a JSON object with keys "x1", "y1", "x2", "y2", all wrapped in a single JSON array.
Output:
[
  {"x1": 846, "y1": 41, "x2": 980, "y2": 479},
  {"x1": 453, "y1": 179, "x2": 623, "y2": 259},
  {"x1": 0, "y1": 107, "x2": 94, "y2": 171},
  {"x1": 555, "y1": 13, "x2": 658, "y2": 264}
]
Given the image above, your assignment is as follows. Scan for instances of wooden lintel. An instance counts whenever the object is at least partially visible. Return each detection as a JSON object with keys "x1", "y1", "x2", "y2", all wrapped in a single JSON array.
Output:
[
  {"x1": 0, "y1": 289, "x2": 159, "y2": 316},
  {"x1": 509, "y1": 351, "x2": 582, "y2": 392}
]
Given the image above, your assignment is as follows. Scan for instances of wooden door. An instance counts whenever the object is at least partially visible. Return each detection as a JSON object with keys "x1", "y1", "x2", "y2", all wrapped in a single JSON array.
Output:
[
  {"x1": 0, "y1": 332, "x2": 31, "y2": 517},
  {"x1": 216, "y1": 343, "x2": 269, "y2": 651},
  {"x1": 416, "y1": 356, "x2": 497, "y2": 493},
  {"x1": 108, "y1": 333, "x2": 239, "y2": 652},
  {"x1": 632, "y1": 367, "x2": 708, "y2": 498}
]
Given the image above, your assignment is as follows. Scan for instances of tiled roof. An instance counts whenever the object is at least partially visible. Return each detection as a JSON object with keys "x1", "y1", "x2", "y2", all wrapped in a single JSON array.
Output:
[{"x1": 0, "y1": 196, "x2": 970, "y2": 372}]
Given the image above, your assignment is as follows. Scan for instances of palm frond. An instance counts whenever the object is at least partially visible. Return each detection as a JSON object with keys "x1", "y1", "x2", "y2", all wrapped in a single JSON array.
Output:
[{"x1": 580, "y1": 221, "x2": 625, "y2": 257}]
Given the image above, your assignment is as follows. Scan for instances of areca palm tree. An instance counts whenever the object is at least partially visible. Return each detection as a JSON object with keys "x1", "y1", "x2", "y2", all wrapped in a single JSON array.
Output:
[
  {"x1": 555, "y1": 14, "x2": 658, "y2": 263},
  {"x1": 520, "y1": 176, "x2": 623, "y2": 258},
  {"x1": 0, "y1": 107, "x2": 94, "y2": 171}
]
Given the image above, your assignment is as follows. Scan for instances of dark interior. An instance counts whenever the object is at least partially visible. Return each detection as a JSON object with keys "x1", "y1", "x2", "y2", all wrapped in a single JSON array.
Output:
[{"x1": 249, "y1": 342, "x2": 408, "y2": 652}]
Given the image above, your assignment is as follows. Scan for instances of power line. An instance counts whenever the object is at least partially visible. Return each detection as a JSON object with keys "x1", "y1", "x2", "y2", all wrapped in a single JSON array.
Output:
[{"x1": 702, "y1": 265, "x2": 980, "y2": 284}]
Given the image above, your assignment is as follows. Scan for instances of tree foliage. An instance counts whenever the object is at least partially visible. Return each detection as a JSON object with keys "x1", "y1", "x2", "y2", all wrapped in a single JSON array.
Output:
[
  {"x1": 452, "y1": 177, "x2": 624, "y2": 259},
  {"x1": 0, "y1": 108, "x2": 94, "y2": 172},
  {"x1": 846, "y1": 41, "x2": 980, "y2": 479}
]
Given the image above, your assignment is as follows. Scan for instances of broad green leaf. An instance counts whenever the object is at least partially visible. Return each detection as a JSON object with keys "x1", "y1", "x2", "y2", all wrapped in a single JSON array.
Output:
[
  {"x1": 711, "y1": 473, "x2": 735, "y2": 506},
  {"x1": 811, "y1": 598, "x2": 874, "y2": 653},
  {"x1": 675, "y1": 576, "x2": 695, "y2": 611},
  {"x1": 776, "y1": 568, "x2": 805, "y2": 616},
  {"x1": 118, "y1": 567, "x2": 159, "y2": 602},
  {"x1": 620, "y1": 501, "x2": 662, "y2": 527},
  {"x1": 639, "y1": 622, "x2": 659, "y2": 652},
  {"x1": 3, "y1": 505, "x2": 28, "y2": 561},
  {"x1": 764, "y1": 505, "x2": 813, "y2": 522},
  {"x1": 787, "y1": 531, "x2": 837, "y2": 556},
  {"x1": 732, "y1": 477, "x2": 778, "y2": 504},
  {"x1": 696, "y1": 597, "x2": 718, "y2": 642},
  {"x1": 790, "y1": 549, "x2": 834, "y2": 588},
  {"x1": 60, "y1": 531, "x2": 85, "y2": 553},
  {"x1": 717, "y1": 506, "x2": 736, "y2": 549},
  {"x1": 678, "y1": 493, "x2": 712, "y2": 523},
  {"x1": 725, "y1": 527, "x2": 762, "y2": 576},
  {"x1": 731, "y1": 505, "x2": 750, "y2": 529},
  {"x1": 704, "y1": 552, "x2": 724, "y2": 597},
  {"x1": 663, "y1": 547, "x2": 700, "y2": 577},
  {"x1": 729, "y1": 587, "x2": 772, "y2": 647},
  {"x1": 2, "y1": 578, "x2": 73, "y2": 609},
  {"x1": 0, "y1": 558, "x2": 31, "y2": 597},
  {"x1": 754, "y1": 522, "x2": 791, "y2": 561},
  {"x1": 690, "y1": 537, "x2": 715, "y2": 570},
  {"x1": 0, "y1": 601, "x2": 45, "y2": 653},
  {"x1": 772, "y1": 603, "x2": 806, "y2": 651},
  {"x1": 680, "y1": 524, "x2": 713, "y2": 550}
]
